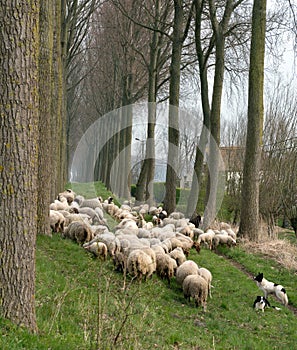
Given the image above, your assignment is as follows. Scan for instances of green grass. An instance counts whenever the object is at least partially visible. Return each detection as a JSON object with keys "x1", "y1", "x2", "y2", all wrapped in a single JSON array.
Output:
[
  {"x1": 2, "y1": 237, "x2": 297, "y2": 349},
  {"x1": 2, "y1": 181, "x2": 297, "y2": 349}
]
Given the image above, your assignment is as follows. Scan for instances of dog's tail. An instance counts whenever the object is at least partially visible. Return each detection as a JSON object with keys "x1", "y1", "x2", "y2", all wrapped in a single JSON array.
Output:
[{"x1": 271, "y1": 306, "x2": 281, "y2": 311}]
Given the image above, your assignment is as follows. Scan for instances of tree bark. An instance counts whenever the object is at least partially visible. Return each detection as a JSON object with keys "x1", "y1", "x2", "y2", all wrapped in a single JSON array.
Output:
[
  {"x1": 239, "y1": 0, "x2": 267, "y2": 240},
  {"x1": 38, "y1": 0, "x2": 54, "y2": 236},
  {"x1": 0, "y1": 1, "x2": 39, "y2": 332},
  {"x1": 186, "y1": 0, "x2": 211, "y2": 218},
  {"x1": 163, "y1": 0, "x2": 184, "y2": 214}
]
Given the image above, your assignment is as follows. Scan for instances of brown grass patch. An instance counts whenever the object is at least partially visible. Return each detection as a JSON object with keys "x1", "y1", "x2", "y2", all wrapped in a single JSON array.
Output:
[{"x1": 241, "y1": 237, "x2": 297, "y2": 272}]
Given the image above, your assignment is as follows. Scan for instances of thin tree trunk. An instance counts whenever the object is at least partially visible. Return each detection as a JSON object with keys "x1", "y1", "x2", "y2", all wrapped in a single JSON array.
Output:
[
  {"x1": 38, "y1": 0, "x2": 53, "y2": 236},
  {"x1": 0, "y1": 1, "x2": 39, "y2": 332},
  {"x1": 163, "y1": 0, "x2": 184, "y2": 214}
]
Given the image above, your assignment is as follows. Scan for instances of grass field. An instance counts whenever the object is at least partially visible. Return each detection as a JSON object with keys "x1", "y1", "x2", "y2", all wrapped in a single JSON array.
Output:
[{"x1": 1, "y1": 182, "x2": 297, "y2": 349}]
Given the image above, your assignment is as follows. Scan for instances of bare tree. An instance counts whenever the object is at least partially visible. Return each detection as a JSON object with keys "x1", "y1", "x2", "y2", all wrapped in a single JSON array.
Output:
[{"x1": 260, "y1": 79, "x2": 297, "y2": 237}]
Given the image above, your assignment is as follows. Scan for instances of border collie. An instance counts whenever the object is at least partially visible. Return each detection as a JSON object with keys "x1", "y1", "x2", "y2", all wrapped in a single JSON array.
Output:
[
  {"x1": 254, "y1": 272, "x2": 288, "y2": 306},
  {"x1": 253, "y1": 295, "x2": 281, "y2": 312}
]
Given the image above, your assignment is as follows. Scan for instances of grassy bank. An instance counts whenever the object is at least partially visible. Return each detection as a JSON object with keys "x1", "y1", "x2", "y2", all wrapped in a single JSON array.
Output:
[
  {"x1": 1, "y1": 234, "x2": 297, "y2": 349},
  {"x1": 1, "y1": 181, "x2": 297, "y2": 349}
]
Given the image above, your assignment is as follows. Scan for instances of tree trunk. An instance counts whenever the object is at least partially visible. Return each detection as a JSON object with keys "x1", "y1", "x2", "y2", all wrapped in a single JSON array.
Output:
[
  {"x1": 38, "y1": 0, "x2": 53, "y2": 236},
  {"x1": 239, "y1": 0, "x2": 267, "y2": 240},
  {"x1": 163, "y1": 0, "x2": 184, "y2": 214},
  {"x1": 135, "y1": 0, "x2": 162, "y2": 205},
  {"x1": 0, "y1": 1, "x2": 39, "y2": 332},
  {"x1": 186, "y1": 0, "x2": 211, "y2": 217},
  {"x1": 51, "y1": 0, "x2": 64, "y2": 198}
]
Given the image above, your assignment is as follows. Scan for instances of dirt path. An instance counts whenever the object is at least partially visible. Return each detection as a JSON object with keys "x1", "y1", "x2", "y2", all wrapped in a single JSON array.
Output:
[{"x1": 217, "y1": 252, "x2": 297, "y2": 316}]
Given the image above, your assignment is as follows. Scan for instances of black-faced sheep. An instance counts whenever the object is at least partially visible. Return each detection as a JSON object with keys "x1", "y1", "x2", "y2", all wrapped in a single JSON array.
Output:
[
  {"x1": 84, "y1": 241, "x2": 108, "y2": 261},
  {"x1": 63, "y1": 221, "x2": 92, "y2": 245},
  {"x1": 189, "y1": 213, "x2": 202, "y2": 228},
  {"x1": 175, "y1": 260, "x2": 199, "y2": 286},
  {"x1": 182, "y1": 274, "x2": 208, "y2": 311}
]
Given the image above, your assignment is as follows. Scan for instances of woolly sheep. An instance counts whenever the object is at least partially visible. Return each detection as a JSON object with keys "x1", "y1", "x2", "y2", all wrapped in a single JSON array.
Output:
[
  {"x1": 63, "y1": 221, "x2": 92, "y2": 245},
  {"x1": 151, "y1": 244, "x2": 166, "y2": 255},
  {"x1": 176, "y1": 225, "x2": 194, "y2": 239},
  {"x1": 112, "y1": 251, "x2": 127, "y2": 272},
  {"x1": 174, "y1": 233, "x2": 194, "y2": 256},
  {"x1": 226, "y1": 228, "x2": 237, "y2": 240},
  {"x1": 197, "y1": 230, "x2": 215, "y2": 249},
  {"x1": 115, "y1": 218, "x2": 139, "y2": 231},
  {"x1": 137, "y1": 228, "x2": 152, "y2": 239},
  {"x1": 169, "y1": 212, "x2": 185, "y2": 220},
  {"x1": 155, "y1": 253, "x2": 177, "y2": 284},
  {"x1": 84, "y1": 241, "x2": 108, "y2": 261},
  {"x1": 197, "y1": 267, "x2": 213, "y2": 298},
  {"x1": 78, "y1": 207, "x2": 101, "y2": 225},
  {"x1": 212, "y1": 234, "x2": 236, "y2": 250},
  {"x1": 219, "y1": 222, "x2": 231, "y2": 230},
  {"x1": 169, "y1": 247, "x2": 186, "y2": 266},
  {"x1": 192, "y1": 228, "x2": 204, "y2": 241},
  {"x1": 49, "y1": 195, "x2": 69, "y2": 211},
  {"x1": 80, "y1": 197, "x2": 102, "y2": 210},
  {"x1": 62, "y1": 212, "x2": 92, "y2": 226},
  {"x1": 73, "y1": 195, "x2": 85, "y2": 206},
  {"x1": 86, "y1": 232, "x2": 120, "y2": 256},
  {"x1": 176, "y1": 260, "x2": 199, "y2": 286},
  {"x1": 58, "y1": 189, "x2": 76, "y2": 204},
  {"x1": 49, "y1": 210, "x2": 65, "y2": 233},
  {"x1": 182, "y1": 274, "x2": 208, "y2": 311},
  {"x1": 127, "y1": 249, "x2": 155, "y2": 281}
]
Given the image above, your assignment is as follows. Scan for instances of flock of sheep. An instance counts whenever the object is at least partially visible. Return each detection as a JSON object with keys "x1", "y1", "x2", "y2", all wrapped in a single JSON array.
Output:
[{"x1": 49, "y1": 189, "x2": 238, "y2": 310}]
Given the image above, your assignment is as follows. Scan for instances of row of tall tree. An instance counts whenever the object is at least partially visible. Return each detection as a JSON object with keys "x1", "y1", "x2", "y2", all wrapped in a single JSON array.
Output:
[{"x1": 0, "y1": 0, "x2": 296, "y2": 332}]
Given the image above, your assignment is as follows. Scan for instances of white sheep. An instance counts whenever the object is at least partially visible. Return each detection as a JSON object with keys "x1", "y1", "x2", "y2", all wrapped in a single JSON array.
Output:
[
  {"x1": 176, "y1": 260, "x2": 199, "y2": 286},
  {"x1": 84, "y1": 241, "x2": 108, "y2": 261},
  {"x1": 169, "y1": 212, "x2": 185, "y2": 220},
  {"x1": 80, "y1": 197, "x2": 102, "y2": 210},
  {"x1": 112, "y1": 250, "x2": 127, "y2": 272},
  {"x1": 226, "y1": 228, "x2": 237, "y2": 240},
  {"x1": 182, "y1": 274, "x2": 208, "y2": 311},
  {"x1": 115, "y1": 218, "x2": 139, "y2": 232},
  {"x1": 78, "y1": 207, "x2": 101, "y2": 225},
  {"x1": 169, "y1": 247, "x2": 186, "y2": 266},
  {"x1": 155, "y1": 253, "x2": 177, "y2": 284},
  {"x1": 63, "y1": 221, "x2": 92, "y2": 245},
  {"x1": 127, "y1": 249, "x2": 156, "y2": 281},
  {"x1": 197, "y1": 229, "x2": 215, "y2": 249},
  {"x1": 86, "y1": 232, "x2": 120, "y2": 257},
  {"x1": 197, "y1": 267, "x2": 213, "y2": 298},
  {"x1": 49, "y1": 210, "x2": 65, "y2": 233},
  {"x1": 212, "y1": 234, "x2": 236, "y2": 250},
  {"x1": 49, "y1": 195, "x2": 69, "y2": 211},
  {"x1": 58, "y1": 189, "x2": 76, "y2": 204}
]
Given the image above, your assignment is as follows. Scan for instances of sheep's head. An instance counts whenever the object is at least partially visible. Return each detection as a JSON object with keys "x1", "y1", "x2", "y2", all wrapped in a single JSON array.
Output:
[{"x1": 193, "y1": 241, "x2": 201, "y2": 254}]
